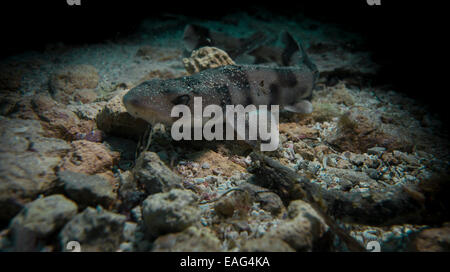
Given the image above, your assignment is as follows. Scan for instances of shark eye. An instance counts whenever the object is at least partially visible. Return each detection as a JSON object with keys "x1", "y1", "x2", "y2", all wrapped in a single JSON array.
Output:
[{"x1": 171, "y1": 94, "x2": 190, "y2": 105}]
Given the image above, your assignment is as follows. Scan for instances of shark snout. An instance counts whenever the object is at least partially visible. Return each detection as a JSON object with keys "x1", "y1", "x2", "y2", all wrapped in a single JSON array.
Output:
[{"x1": 123, "y1": 91, "x2": 141, "y2": 109}]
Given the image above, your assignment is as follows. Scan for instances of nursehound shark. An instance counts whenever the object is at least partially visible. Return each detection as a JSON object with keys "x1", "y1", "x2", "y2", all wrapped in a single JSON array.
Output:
[{"x1": 123, "y1": 31, "x2": 318, "y2": 128}]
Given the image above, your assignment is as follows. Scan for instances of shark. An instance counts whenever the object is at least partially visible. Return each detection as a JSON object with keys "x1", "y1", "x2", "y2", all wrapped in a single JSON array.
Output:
[{"x1": 123, "y1": 31, "x2": 318, "y2": 127}]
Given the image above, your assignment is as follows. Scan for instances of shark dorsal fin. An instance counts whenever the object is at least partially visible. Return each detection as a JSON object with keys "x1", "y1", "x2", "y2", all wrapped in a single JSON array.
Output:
[
  {"x1": 281, "y1": 31, "x2": 301, "y2": 66},
  {"x1": 281, "y1": 32, "x2": 318, "y2": 78}
]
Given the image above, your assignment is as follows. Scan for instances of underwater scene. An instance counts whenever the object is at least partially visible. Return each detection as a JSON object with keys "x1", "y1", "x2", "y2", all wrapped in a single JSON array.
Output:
[{"x1": 0, "y1": 1, "x2": 449, "y2": 253}]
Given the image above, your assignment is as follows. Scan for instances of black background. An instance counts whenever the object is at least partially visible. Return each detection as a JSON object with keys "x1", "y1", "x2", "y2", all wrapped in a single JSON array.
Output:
[
  {"x1": 1, "y1": 0, "x2": 445, "y2": 121},
  {"x1": 0, "y1": 251, "x2": 447, "y2": 271}
]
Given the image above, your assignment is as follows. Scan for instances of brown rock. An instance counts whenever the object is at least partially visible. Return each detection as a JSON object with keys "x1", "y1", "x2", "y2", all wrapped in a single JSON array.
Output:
[
  {"x1": 152, "y1": 226, "x2": 222, "y2": 252},
  {"x1": 58, "y1": 171, "x2": 116, "y2": 209},
  {"x1": 96, "y1": 90, "x2": 148, "y2": 140},
  {"x1": 0, "y1": 118, "x2": 72, "y2": 223},
  {"x1": 60, "y1": 207, "x2": 126, "y2": 252},
  {"x1": 324, "y1": 167, "x2": 376, "y2": 186},
  {"x1": 67, "y1": 101, "x2": 107, "y2": 121},
  {"x1": 6, "y1": 94, "x2": 94, "y2": 141},
  {"x1": 293, "y1": 141, "x2": 316, "y2": 161},
  {"x1": 9, "y1": 194, "x2": 78, "y2": 251},
  {"x1": 49, "y1": 64, "x2": 99, "y2": 104},
  {"x1": 381, "y1": 152, "x2": 400, "y2": 165},
  {"x1": 187, "y1": 150, "x2": 246, "y2": 177},
  {"x1": 73, "y1": 89, "x2": 98, "y2": 104},
  {"x1": 133, "y1": 151, "x2": 183, "y2": 195},
  {"x1": 60, "y1": 140, "x2": 119, "y2": 179},
  {"x1": 142, "y1": 189, "x2": 201, "y2": 237},
  {"x1": 314, "y1": 145, "x2": 332, "y2": 160},
  {"x1": 32, "y1": 95, "x2": 95, "y2": 140},
  {"x1": 410, "y1": 225, "x2": 450, "y2": 252},
  {"x1": 241, "y1": 237, "x2": 295, "y2": 252},
  {"x1": 213, "y1": 189, "x2": 254, "y2": 218},
  {"x1": 6, "y1": 95, "x2": 39, "y2": 120},
  {"x1": 268, "y1": 200, "x2": 333, "y2": 251},
  {"x1": 240, "y1": 183, "x2": 285, "y2": 216},
  {"x1": 335, "y1": 158, "x2": 352, "y2": 169}
]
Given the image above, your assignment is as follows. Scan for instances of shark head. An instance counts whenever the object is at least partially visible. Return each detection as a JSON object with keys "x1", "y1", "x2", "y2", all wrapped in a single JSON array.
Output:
[{"x1": 123, "y1": 78, "x2": 194, "y2": 125}]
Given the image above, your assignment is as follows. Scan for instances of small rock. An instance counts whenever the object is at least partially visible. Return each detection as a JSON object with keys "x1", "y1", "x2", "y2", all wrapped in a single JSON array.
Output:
[
  {"x1": 364, "y1": 168, "x2": 383, "y2": 180},
  {"x1": 241, "y1": 237, "x2": 295, "y2": 252},
  {"x1": 335, "y1": 158, "x2": 352, "y2": 169},
  {"x1": 72, "y1": 89, "x2": 98, "y2": 104},
  {"x1": 0, "y1": 118, "x2": 72, "y2": 223},
  {"x1": 187, "y1": 150, "x2": 246, "y2": 178},
  {"x1": 131, "y1": 205, "x2": 143, "y2": 223},
  {"x1": 118, "y1": 242, "x2": 133, "y2": 252},
  {"x1": 142, "y1": 189, "x2": 201, "y2": 238},
  {"x1": 10, "y1": 195, "x2": 78, "y2": 251},
  {"x1": 367, "y1": 146, "x2": 386, "y2": 156},
  {"x1": 393, "y1": 150, "x2": 420, "y2": 166},
  {"x1": 381, "y1": 152, "x2": 400, "y2": 165},
  {"x1": 410, "y1": 224, "x2": 450, "y2": 252},
  {"x1": 306, "y1": 161, "x2": 322, "y2": 175},
  {"x1": 102, "y1": 136, "x2": 137, "y2": 171},
  {"x1": 133, "y1": 151, "x2": 183, "y2": 195},
  {"x1": 202, "y1": 162, "x2": 211, "y2": 169},
  {"x1": 60, "y1": 140, "x2": 119, "y2": 180},
  {"x1": 96, "y1": 90, "x2": 148, "y2": 140},
  {"x1": 122, "y1": 222, "x2": 137, "y2": 243},
  {"x1": 183, "y1": 46, "x2": 235, "y2": 75},
  {"x1": 240, "y1": 183, "x2": 285, "y2": 216},
  {"x1": 57, "y1": 171, "x2": 116, "y2": 209},
  {"x1": 268, "y1": 200, "x2": 332, "y2": 251},
  {"x1": 325, "y1": 167, "x2": 376, "y2": 186},
  {"x1": 348, "y1": 153, "x2": 366, "y2": 166},
  {"x1": 339, "y1": 179, "x2": 353, "y2": 191},
  {"x1": 314, "y1": 145, "x2": 332, "y2": 161},
  {"x1": 213, "y1": 189, "x2": 252, "y2": 218},
  {"x1": 293, "y1": 141, "x2": 315, "y2": 161},
  {"x1": 67, "y1": 101, "x2": 107, "y2": 121},
  {"x1": 152, "y1": 226, "x2": 222, "y2": 252},
  {"x1": 60, "y1": 207, "x2": 126, "y2": 252},
  {"x1": 118, "y1": 171, "x2": 145, "y2": 210}
]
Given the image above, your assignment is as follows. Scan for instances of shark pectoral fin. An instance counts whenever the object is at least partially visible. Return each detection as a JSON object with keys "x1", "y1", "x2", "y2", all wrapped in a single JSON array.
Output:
[{"x1": 284, "y1": 100, "x2": 313, "y2": 114}]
